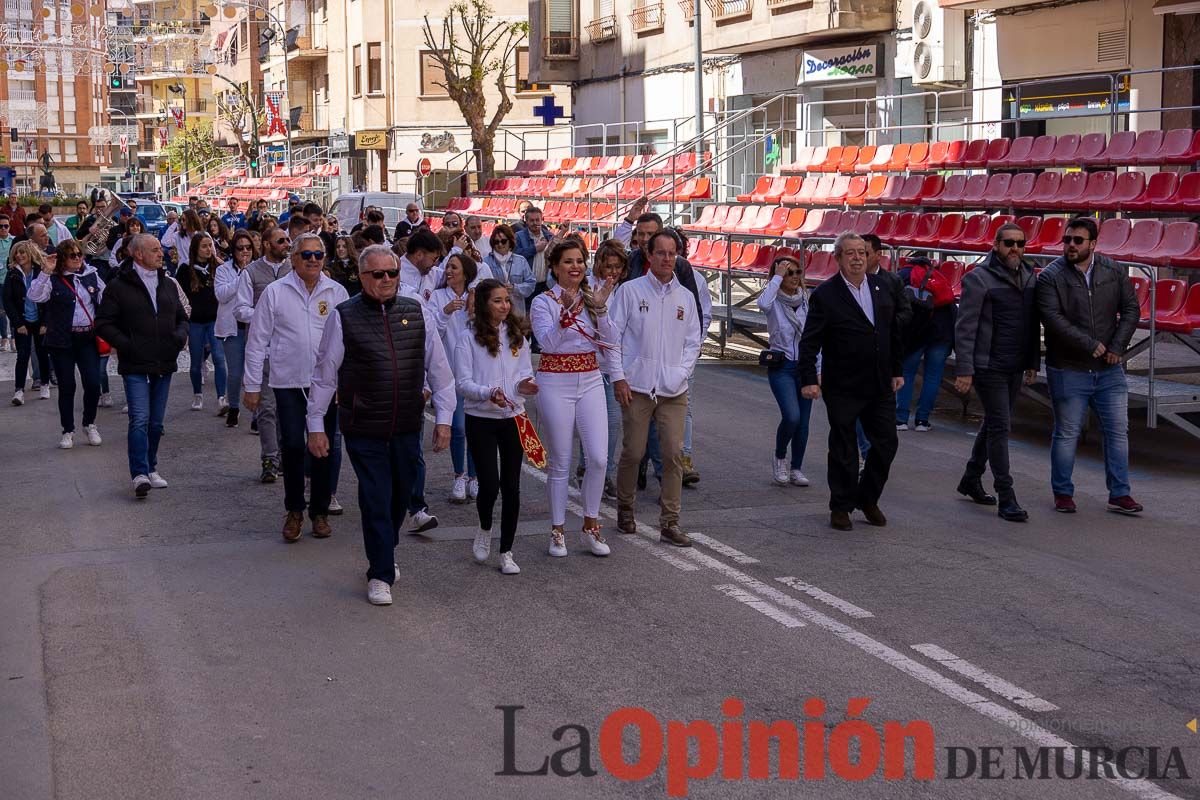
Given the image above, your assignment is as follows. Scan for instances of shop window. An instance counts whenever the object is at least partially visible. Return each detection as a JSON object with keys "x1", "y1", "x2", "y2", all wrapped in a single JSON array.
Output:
[{"x1": 516, "y1": 48, "x2": 549, "y2": 94}]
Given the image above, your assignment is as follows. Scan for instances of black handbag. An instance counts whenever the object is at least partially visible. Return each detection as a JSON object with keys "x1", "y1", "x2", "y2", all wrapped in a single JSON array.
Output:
[{"x1": 759, "y1": 349, "x2": 786, "y2": 367}]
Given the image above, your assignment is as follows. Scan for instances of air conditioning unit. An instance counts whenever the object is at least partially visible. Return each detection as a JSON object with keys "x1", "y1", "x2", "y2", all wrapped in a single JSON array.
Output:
[{"x1": 910, "y1": 1, "x2": 966, "y2": 86}]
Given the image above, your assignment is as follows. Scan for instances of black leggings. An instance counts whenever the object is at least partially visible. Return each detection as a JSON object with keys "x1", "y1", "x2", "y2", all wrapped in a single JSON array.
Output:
[
  {"x1": 13, "y1": 327, "x2": 50, "y2": 391},
  {"x1": 465, "y1": 414, "x2": 523, "y2": 553}
]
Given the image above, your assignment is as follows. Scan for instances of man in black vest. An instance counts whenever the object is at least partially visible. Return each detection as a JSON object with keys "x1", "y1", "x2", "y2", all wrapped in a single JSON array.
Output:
[
  {"x1": 798, "y1": 232, "x2": 904, "y2": 531},
  {"x1": 306, "y1": 245, "x2": 456, "y2": 607}
]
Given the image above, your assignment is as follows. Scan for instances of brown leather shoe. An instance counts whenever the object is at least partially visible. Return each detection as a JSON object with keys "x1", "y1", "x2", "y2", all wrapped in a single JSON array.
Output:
[
  {"x1": 830, "y1": 511, "x2": 853, "y2": 531},
  {"x1": 861, "y1": 504, "x2": 887, "y2": 527},
  {"x1": 659, "y1": 525, "x2": 692, "y2": 547},
  {"x1": 282, "y1": 511, "x2": 304, "y2": 542},
  {"x1": 617, "y1": 508, "x2": 637, "y2": 534},
  {"x1": 312, "y1": 515, "x2": 332, "y2": 539}
]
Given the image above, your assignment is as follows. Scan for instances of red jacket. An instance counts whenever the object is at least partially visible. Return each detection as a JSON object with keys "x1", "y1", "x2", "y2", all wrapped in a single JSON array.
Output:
[
  {"x1": 2, "y1": 204, "x2": 26, "y2": 238},
  {"x1": 906, "y1": 265, "x2": 956, "y2": 308}
]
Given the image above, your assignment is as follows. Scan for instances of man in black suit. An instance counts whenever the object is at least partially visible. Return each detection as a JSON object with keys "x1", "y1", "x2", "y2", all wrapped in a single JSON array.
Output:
[{"x1": 798, "y1": 232, "x2": 905, "y2": 531}]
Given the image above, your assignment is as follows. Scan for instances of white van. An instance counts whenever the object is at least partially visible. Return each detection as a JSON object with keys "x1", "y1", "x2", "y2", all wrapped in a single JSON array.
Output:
[{"x1": 331, "y1": 192, "x2": 422, "y2": 235}]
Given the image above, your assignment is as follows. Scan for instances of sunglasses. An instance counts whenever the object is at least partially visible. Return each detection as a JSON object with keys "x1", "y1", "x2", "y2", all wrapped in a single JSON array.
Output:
[
  {"x1": 1061, "y1": 235, "x2": 1092, "y2": 246},
  {"x1": 273, "y1": 238, "x2": 290, "y2": 245},
  {"x1": 297, "y1": 250, "x2": 325, "y2": 261},
  {"x1": 493, "y1": 238, "x2": 510, "y2": 245},
  {"x1": 66, "y1": 252, "x2": 84, "y2": 259},
  {"x1": 235, "y1": 244, "x2": 254, "y2": 251},
  {"x1": 1001, "y1": 239, "x2": 1026, "y2": 248},
  {"x1": 363, "y1": 269, "x2": 400, "y2": 280},
  {"x1": 784, "y1": 269, "x2": 803, "y2": 277}
]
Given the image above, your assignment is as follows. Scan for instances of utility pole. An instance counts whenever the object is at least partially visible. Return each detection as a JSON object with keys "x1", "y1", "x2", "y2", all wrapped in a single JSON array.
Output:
[
  {"x1": 169, "y1": 83, "x2": 190, "y2": 189},
  {"x1": 693, "y1": 0, "x2": 704, "y2": 156}
]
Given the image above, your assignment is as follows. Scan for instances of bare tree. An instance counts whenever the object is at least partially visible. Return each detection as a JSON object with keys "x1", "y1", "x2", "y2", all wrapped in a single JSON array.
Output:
[
  {"x1": 422, "y1": 0, "x2": 528, "y2": 185},
  {"x1": 216, "y1": 81, "x2": 265, "y2": 162}
]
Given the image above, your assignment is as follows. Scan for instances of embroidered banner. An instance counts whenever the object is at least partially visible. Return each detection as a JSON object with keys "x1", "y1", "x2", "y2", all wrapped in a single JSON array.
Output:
[{"x1": 264, "y1": 91, "x2": 287, "y2": 137}]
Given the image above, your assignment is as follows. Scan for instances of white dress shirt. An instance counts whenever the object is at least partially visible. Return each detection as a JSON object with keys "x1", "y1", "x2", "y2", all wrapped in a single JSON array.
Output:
[{"x1": 842, "y1": 273, "x2": 875, "y2": 326}]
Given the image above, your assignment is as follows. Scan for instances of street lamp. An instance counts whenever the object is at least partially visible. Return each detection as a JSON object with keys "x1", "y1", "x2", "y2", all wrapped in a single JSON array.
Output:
[
  {"x1": 107, "y1": 106, "x2": 134, "y2": 191},
  {"x1": 168, "y1": 82, "x2": 189, "y2": 189}
]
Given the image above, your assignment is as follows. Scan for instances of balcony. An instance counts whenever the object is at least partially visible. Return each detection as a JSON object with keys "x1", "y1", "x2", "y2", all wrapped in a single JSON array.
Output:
[
  {"x1": 629, "y1": 2, "x2": 665, "y2": 33},
  {"x1": 8, "y1": 88, "x2": 37, "y2": 107},
  {"x1": 543, "y1": 35, "x2": 579, "y2": 60},
  {"x1": 585, "y1": 15, "x2": 619, "y2": 43},
  {"x1": 285, "y1": 23, "x2": 327, "y2": 61},
  {"x1": 705, "y1": 0, "x2": 753, "y2": 20},
  {"x1": 678, "y1": 0, "x2": 695, "y2": 21}
]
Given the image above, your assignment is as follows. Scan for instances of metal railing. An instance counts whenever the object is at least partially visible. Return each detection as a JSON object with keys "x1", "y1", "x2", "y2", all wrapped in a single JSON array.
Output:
[
  {"x1": 585, "y1": 16, "x2": 619, "y2": 42},
  {"x1": 705, "y1": 0, "x2": 753, "y2": 20},
  {"x1": 629, "y1": 3, "x2": 665, "y2": 32}
]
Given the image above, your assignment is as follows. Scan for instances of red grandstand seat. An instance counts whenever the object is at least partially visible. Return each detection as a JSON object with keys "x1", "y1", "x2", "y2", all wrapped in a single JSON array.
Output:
[
  {"x1": 1015, "y1": 216, "x2": 1042, "y2": 249},
  {"x1": 740, "y1": 244, "x2": 775, "y2": 273},
  {"x1": 945, "y1": 213, "x2": 992, "y2": 250},
  {"x1": 1015, "y1": 171, "x2": 1062, "y2": 208},
  {"x1": 907, "y1": 142, "x2": 931, "y2": 171},
  {"x1": 981, "y1": 138, "x2": 1010, "y2": 169},
  {"x1": 812, "y1": 209, "x2": 846, "y2": 238},
  {"x1": 876, "y1": 175, "x2": 906, "y2": 205},
  {"x1": 837, "y1": 210, "x2": 861, "y2": 234},
  {"x1": 1141, "y1": 221, "x2": 1198, "y2": 266},
  {"x1": 939, "y1": 261, "x2": 967, "y2": 297},
  {"x1": 1024, "y1": 135, "x2": 1059, "y2": 168},
  {"x1": 1069, "y1": 133, "x2": 1107, "y2": 166},
  {"x1": 1157, "y1": 284, "x2": 1200, "y2": 333},
  {"x1": 890, "y1": 212, "x2": 923, "y2": 244},
  {"x1": 804, "y1": 250, "x2": 838, "y2": 283},
  {"x1": 1160, "y1": 171, "x2": 1200, "y2": 213},
  {"x1": 844, "y1": 176, "x2": 869, "y2": 205},
  {"x1": 732, "y1": 242, "x2": 761, "y2": 269},
  {"x1": 961, "y1": 139, "x2": 991, "y2": 169},
  {"x1": 958, "y1": 174, "x2": 990, "y2": 208},
  {"x1": 854, "y1": 210, "x2": 881, "y2": 236},
  {"x1": 1146, "y1": 279, "x2": 1189, "y2": 323},
  {"x1": 1129, "y1": 130, "x2": 1166, "y2": 165},
  {"x1": 688, "y1": 205, "x2": 719, "y2": 231},
  {"x1": 809, "y1": 146, "x2": 830, "y2": 172},
  {"x1": 864, "y1": 212, "x2": 893, "y2": 241},
  {"x1": 927, "y1": 174, "x2": 967, "y2": 207},
  {"x1": 738, "y1": 206, "x2": 776, "y2": 234},
  {"x1": 853, "y1": 146, "x2": 878, "y2": 172},
  {"x1": 791, "y1": 208, "x2": 833, "y2": 237},
  {"x1": 782, "y1": 146, "x2": 813, "y2": 174},
  {"x1": 862, "y1": 175, "x2": 890, "y2": 205},
  {"x1": 916, "y1": 175, "x2": 945, "y2": 205},
  {"x1": 991, "y1": 136, "x2": 1032, "y2": 169},
  {"x1": 1148, "y1": 130, "x2": 1196, "y2": 164},
  {"x1": 690, "y1": 239, "x2": 714, "y2": 265},
  {"x1": 737, "y1": 176, "x2": 772, "y2": 203},
  {"x1": 1095, "y1": 218, "x2": 1132, "y2": 257},
  {"x1": 702, "y1": 205, "x2": 731, "y2": 232},
  {"x1": 892, "y1": 175, "x2": 925, "y2": 205},
  {"x1": 826, "y1": 175, "x2": 853, "y2": 204},
  {"x1": 779, "y1": 208, "x2": 807, "y2": 235},
  {"x1": 980, "y1": 173, "x2": 1013, "y2": 207},
  {"x1": 783, "y1": 176, "x2": 820, "y2": 205},
  {"x1": 1049, "y1": 171, "x2": 1089, "y2": 210},
  {"x1": 1027, "y1": 216, "x2": 1067, "y2": 255},
  {"x1": 720, "y1": 206, "x2": 746, "y2": 232},
  {"x1": 754, "y1": 177, "x2": 789, "y2": 203},
  {"x1": 1075, "y1": 171, "x2": 1117, "y2": 210},
  {"x1": 1125, "y1": 171, "x2": 1179, "y2": 212},
  {"x1": 1005, "y1": 172, "x2": 1038, "y2": 206},
  {"x1": 926, "y1": 141, "x2": 952, "y2": 170},
  {"x1": 1096, "y1": 171, "x2": 1146, "y2": 212},
  {"x1": 814, "y1": 146, "x2": 843, "y2": 172},
  {"x1": 920, "y1": 213, "x2": 964, "y2": 248},
  {"x1": 1048, "y1": 134, "x2": 1080, "y2": 166},
  {"x1": 1172, "y1": 130, "x2": 1200, "y2": 165},
  {"x1": 889, "y1": 142, "x2": 915, "y2": 171},
  {"x1": 1094, "y1": 131, "x2": 1137, "y2": 166},
  {"x1": 1129, "y1": 275, "x2": 1151, "y2": 317},
  {"x1": 1108, "y1": 219, "x2": 1164, "y2": 261},
  {"x1": 868, "y1": 144, "x2": 894, "y2": 172},
  {"x1": 837, "y1": 147, "x2": 861, "y2": 172}
]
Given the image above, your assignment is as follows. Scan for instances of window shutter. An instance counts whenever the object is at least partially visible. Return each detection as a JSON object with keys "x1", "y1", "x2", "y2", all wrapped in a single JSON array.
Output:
[{"x1": 547, "y1": 0, "x2": 574, "y2": 36}]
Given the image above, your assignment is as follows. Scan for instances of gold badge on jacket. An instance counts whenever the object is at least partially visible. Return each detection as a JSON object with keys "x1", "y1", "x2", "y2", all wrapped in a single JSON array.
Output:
[{"x1": 318, "y1": 300, "x2": 329, "y2": 316}]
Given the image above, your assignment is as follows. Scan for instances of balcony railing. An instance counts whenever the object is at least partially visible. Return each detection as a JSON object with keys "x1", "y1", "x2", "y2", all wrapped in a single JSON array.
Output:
[
  {"x1": 543, "y1": 35, "x2": 579, "y2": 60},
  {"x1": 705, "y1": 0, "x2": 753, "y2": 20},
  {"x1": 764, "y1": 0, "x2": 806, "y2": 8},
  {"x1": 8, "y1": 88, "x2": 37, "y2": 107},
  {"x1": 586, "y1": 15, "x2": 618, "y2": 43},
  {"x1": 629, "y1": 3, "x2": 665, "y2": 33},
  {"x1": 678, "y1": 0, "x2": 695, "y2": 21},
  {"x1": 285, "y1": 23, "x2": 328, "y2": 56}
]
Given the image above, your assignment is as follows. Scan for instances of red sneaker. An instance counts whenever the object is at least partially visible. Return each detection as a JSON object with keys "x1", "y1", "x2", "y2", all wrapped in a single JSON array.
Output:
[
  {"x1": 1053, "y1": 494, "x2": 1077, "y2": 513},
  {"x1": 1107, "y1": 496, "x2": 1143, "y2": 515}
]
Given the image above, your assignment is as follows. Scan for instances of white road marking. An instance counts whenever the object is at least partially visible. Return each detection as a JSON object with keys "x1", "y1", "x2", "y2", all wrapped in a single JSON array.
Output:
[
  {"x1": 912, "y1": 643, "x2": 1060, "y2": 712},
  {"x1": 689, "y1": 532, "x2": 759, "y2": 564},
  {"x1": 714, "y1": 584, "x2": 805, "y2": 628},
  {"x1": 775, "y1": 576, "x2": 875, "y2": 619}
]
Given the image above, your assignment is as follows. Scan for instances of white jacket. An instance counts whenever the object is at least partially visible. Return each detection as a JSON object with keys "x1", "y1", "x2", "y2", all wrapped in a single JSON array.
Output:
[
  {"x1": 213, "y1": 260, "x2": 243, "y2": 338},
  {"x1": 427, "y1": 285, "x2": 472, "y2": 363},
  {"x1": 454, "y1": 322, "x2": 535, "y2": 419},
  {"x1": 607, "y1": 274, "x2": 702, "y2": 398},
  {"x1": 243, "y1": 271, "x2": 349, "y2": 392}
]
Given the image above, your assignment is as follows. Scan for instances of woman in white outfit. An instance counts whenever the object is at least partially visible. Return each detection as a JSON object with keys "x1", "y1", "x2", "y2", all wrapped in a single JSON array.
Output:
[
  {"x1": 530, "y1": 240, "x2": 616, "y2": 558},
  {"x1": 757, "y1": 254, "x2": 815, "y2": 487},
  {"x1": 429, "y1": 251, "x2": 478, "y2": 503}
]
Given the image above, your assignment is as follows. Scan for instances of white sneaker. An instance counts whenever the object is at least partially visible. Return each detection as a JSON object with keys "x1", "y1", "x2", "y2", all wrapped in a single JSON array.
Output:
[
  {"x1": 133, "y1": 474, "x2": 151, "y2": 499},
  {"x1": 472, "y1": 528, "x2": 492, "y2": 563},
  {"x1": 148, "y1": 472, "x2": 168, "y2": 489},
  {"x1": 406, "y1": 509, "x2": 438, "y2": 533},
  {"x1": 366, "y1": 579, "x2": 393, "y2": 605},
  {"x1": 548, "y1": 529, "x2": 568, "y2": 557},
  {"x1": 914, "y1": 420, "x2": 932, "y2": 432},
  {"x1": 98, "y1": 392, "x2": 113, "y2": 407},
  {"x1": 216, "y1": 395, "x2": 229, "y2": 416},
  {"x1": 39, "y1": 385, "x2": 50, "y2": 400},
  {"x1": 328, "y1": 495, "x2": 343, "y2": 515},
  {"x1": 467, "y1": 477, "x2": 479, "y2": 499},
  {"x1": 191, "y1": 394, "x2": 203, "y2": 410},
  {"x1": 11, "y1": 390, "x2": 23, "y2": 406},
  {"x1": 896, "y1": 422, "x2": 909, "y2": 431},
  {"x1": 121, "y1": 404, "x2": 128, "y2": 414},
  {"x1": 773, "y1": 457, "x2": 790, "y2": 485},
  {"x1": 58, "y1": 431, "x2": 74, "y2": 449},
  {"x1": 84, "y1": 424, "x2": 102, "y2": 446},
  {"x1": 581, "y1": 527, "x2": 611, "y2": 557},
  {"x1": 499, "y1": 551, "x2": 521, "y2": 575},
  {"x1": 790, "y1": 470, "x2": 810, "y2": 487},
  {"x1": 450, "y1": 474, "x2": 468, "y2": 503}
]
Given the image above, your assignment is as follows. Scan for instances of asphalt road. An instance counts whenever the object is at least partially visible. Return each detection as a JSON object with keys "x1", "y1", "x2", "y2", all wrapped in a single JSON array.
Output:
[{"x1": 1, "y1": 350, "x2": 1198, "y2": 800}]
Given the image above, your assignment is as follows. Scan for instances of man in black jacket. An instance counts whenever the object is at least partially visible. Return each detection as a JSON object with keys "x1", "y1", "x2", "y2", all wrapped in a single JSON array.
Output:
[
  {"x1": 96, "y1": 234, "x2": 189, "y2": 499},
  {"x1": 953, "y1": 224, "x2": 1040, "y2": 522},
  {"x1": 798, "y1": 232, "x2": 904, "y2": 531},
  {"x1": 1036, "y1": 217, "x2": 1142, "y2": 515}
]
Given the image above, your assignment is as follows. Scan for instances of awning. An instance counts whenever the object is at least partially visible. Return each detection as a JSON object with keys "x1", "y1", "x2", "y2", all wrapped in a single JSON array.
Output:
[{"x1": 1153, "y1": 0, "x2": 1200, "y2": 14}]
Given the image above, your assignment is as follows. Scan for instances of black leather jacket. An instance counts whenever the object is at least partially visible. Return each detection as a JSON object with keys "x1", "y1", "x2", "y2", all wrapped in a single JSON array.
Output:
[{"x1": 1036, "y1": 254, "x2": 1140, "y2": 372}]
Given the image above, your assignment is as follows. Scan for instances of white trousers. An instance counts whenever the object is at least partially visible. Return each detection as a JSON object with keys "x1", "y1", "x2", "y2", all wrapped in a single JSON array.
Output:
[{"x1": 536, "y1": 369, "x2": 608, "y2": 524}]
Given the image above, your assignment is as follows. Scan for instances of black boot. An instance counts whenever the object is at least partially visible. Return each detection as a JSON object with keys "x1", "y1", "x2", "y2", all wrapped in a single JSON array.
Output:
[
  {"x1": 997, "y1": 492, "x2": 1029, "y2": 522},
  {"x1": 957, "y1": 474, "x2": 997, "y2": 505}
]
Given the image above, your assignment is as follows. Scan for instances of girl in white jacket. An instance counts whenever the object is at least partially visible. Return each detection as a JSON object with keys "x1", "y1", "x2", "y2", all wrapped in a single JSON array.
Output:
[
  {"x1": 454, "y1": 279, "x2": 538, "y2": 575},
  {"x1": 429, "y1": 252, "x2": 478, "y2": 503},
  {"x1": 530, "y1": 240, "x2": 616, "y2": 558}
]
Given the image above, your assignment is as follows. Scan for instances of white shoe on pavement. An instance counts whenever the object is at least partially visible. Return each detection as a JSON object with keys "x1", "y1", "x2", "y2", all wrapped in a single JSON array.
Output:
[
  {"x1": 499, "y1": 551, "x2": 521, "y2": 575},
  {"x1": 896, "y1": 422, "x2": 909, "y2": 431},
  {"x1": 11, "y1": 390, "x2": 23, "y2": 406},
  {"x1": 328, "y1": 495, "x2": 343, "y2": 515},
  {"x1": 548, "y1": 529, "x2": 568, "y2": 558},
  {"x1": 98, "y1": 392, "x2": 113, "y2": 408},
  {"x1": 121, "y1": 404, "x2": 128, "y2": 414},
  {"x1": 467, "y1": 477, "x2": 479, "y2": 499},
  {"x1": 581, "y1": 527, "x2": 611, "y2": 557},
  {"x1": 366, "y1": 579, "x2": 393, "y2": 605},
  {"x1": 39, "y1": 385, "x2": 51, "y2": 400},
  {"x1": 472, "y1": 528, "x2": 492, "y2": 563},
  {"x1": 406, "y1": 509, "x2": 438, "y2": 533},
  {"x1": 148, "y1": 472, "x2": 169, "y2": 489},
  {"x1": 216, "y1": 395, "x2": 229, "y2": 416},
  {"x1": 773, "y1": 457, "x2": 789, "y2": 485},
  {"x1": 450, "y1": 474, "x2": 468, "y2": 504},
  {"x1": 58, "y1": 431, "x2": 74, "y2": 449},
  {"x1": 133, "y1": 474, "x2": 151, "y2": 499},
  {"x1": 790, "y1": 470, "x2": 810, "y2": 487},
  {"x1": 84, "y1": 424, "x2": 102, "y2": 446},
  {"x1": 914, "y1": 420, "x2": 932, "y2": 432},
  {"x1": 191, "y1": 394, "x2": 203, "y2": 410}
]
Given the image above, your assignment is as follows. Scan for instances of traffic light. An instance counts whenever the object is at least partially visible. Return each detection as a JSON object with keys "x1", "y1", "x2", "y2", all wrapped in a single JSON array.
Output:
[
  {"x1": 9, "y1": 128, "x2": 16, "y2": 143},
  {"x1": 248, "y1": 146, "x2": 259, "y2": 170},
  {"x1": 109, "y1": 74, "x2": 123, "y2": 90}
]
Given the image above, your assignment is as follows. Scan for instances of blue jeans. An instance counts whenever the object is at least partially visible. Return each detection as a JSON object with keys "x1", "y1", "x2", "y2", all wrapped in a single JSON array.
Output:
[
  {"x1": 124, "y1": 373, "x2": 172, "y2": 479},
  {"x1": 767, "y1": 360, "x2": 813, "y2": 470},
  {"x1": 188, "y1": 321, "x2": 227, "y2": 398},
  {"x1": 896, "y1": 341, "x2": 952, "y2": 424},
  {"x1": 451, "y1": 392, "x2": 477, "y2": 478},
  {"x1": 1047, "y1": 365, "x2": 1131, "y2": 499},
  {"x1": 345, "y1": 432, "x2": 423, "y2": 585},
  {"x1": 220, "y1": 328, "x2": 246, "y2": 410}
]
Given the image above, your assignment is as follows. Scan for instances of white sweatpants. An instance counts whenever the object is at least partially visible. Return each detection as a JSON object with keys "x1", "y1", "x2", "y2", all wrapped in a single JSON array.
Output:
[{"x1": 536, "y1": 369, "x2": 609, "y2": 524}]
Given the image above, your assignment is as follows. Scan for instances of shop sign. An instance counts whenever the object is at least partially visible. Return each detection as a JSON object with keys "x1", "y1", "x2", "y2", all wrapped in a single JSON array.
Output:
[
  {"x1": 798, "y1": 46, "x2": 878, "y2": 84},
  {"x1": 354, "y1": 130, "x2": 389, "y2": 151}
]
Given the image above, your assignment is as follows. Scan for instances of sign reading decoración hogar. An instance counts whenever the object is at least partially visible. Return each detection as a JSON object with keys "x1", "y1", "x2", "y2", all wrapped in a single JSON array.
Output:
[{"x1": 798, "y1": 46, "x2": 879, "y2": 84}]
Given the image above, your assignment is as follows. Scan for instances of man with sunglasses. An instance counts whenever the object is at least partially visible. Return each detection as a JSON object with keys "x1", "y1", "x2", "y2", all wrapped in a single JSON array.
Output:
[
  {"x1": 234, "y1": 227, "x2": 293, "y2": 483},
  {"x1": 306, "y1": 245, "x2": 455, "y2": 606},
  {"x1": 394, "y1": 203, "x2": 428, "y2": 241},
  {"x1": 244, "y1": 233, "x2": 349, "y2": 542},
  {"x1": 953, "y1": 223, "x2": 1040, "y2": 522},
  {"x1": 1037, "y1": 217, "x2": 1142, "y2": 515}
]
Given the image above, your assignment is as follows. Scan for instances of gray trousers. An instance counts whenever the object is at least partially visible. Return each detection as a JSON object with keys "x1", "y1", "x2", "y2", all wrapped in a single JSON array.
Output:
[{"x1": 256, "y1": 358, "x2": 280, "y2": 461}]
